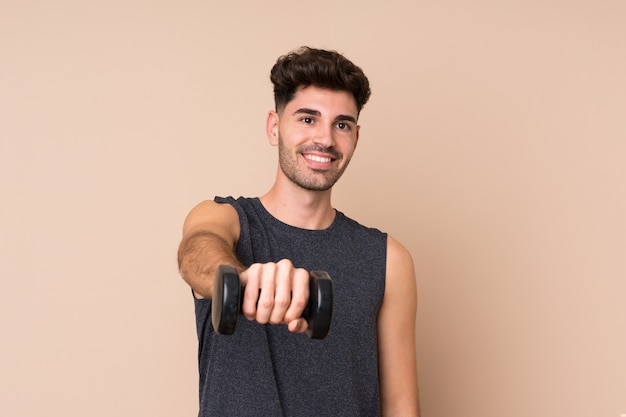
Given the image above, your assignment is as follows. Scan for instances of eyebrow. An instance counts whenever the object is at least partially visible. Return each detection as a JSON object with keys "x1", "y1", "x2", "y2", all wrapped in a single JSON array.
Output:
[{"x1": 292, "y1": 108, "x2": 358, "y2": 124}]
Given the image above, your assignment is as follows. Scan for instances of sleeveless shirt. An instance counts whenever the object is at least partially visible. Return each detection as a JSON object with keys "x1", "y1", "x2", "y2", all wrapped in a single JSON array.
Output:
[{"x1": 194, "y1": 196, "x2": 387, "y2": 416}]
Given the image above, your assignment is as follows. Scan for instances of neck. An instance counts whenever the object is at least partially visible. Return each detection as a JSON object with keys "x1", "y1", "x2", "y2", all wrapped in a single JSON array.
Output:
[{"x1": 260, "y1": 178, "x2": 336, "y2": 230}]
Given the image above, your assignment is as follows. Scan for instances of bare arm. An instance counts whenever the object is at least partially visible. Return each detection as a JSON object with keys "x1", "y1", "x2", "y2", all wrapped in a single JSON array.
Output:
[
  {"x1": 378, "y1": 236, "x2": 420, "y2": 416},
  {"x1": 177, "y1": 200, "x2": 242, "y2": 298},
  {"x1": 177, "y1": 200, "x2": 310, "y2": 333}
]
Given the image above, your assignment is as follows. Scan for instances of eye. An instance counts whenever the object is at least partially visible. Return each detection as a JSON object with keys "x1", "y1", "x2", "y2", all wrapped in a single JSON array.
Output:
[
  {"x1": 301, "y1": 117, "x2": 314, "y2": 124},
  {"x1": 336, "y1": 121, "x2": 351, "y2": 131}
]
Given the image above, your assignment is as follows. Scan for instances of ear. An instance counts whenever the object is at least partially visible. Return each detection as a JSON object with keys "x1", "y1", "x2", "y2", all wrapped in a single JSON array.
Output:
[
  {"x1": 354, "y1": 124, "x2": 360, "y2": 150},
  {"x1": 266, "y1": 110, "x2": 279, "y2": 146}
]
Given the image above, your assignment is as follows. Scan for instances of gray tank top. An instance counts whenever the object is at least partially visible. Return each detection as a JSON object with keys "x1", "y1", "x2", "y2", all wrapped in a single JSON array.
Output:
[{"x1": 194, "y1": 196, "x2": 387, "y2": 416}]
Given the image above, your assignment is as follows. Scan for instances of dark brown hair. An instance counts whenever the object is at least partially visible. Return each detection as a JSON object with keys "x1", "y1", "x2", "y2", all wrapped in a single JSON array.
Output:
[{"x1": 270, "y1": 46, "x2": 371, "y2": 114}]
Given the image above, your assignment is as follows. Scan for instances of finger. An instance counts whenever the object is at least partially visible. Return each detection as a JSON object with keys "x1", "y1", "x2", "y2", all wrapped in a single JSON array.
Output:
[
  {"x1": 269, "y1": 260, "x2": 294, "y2": 324},
  {"x1": 284, "y1": 268, "x2": 309, "y2": 323},
  {"x1": 241, "y1": 265, "x2": 261, "y2": 321},
  {"x1": 255, "y1": 263, "x2": 277, "y2": 324}
]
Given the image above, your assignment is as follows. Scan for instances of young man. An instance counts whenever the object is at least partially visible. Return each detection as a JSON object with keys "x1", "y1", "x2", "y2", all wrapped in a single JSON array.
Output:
[{"x1": 178, "y1": 46, "x2": 419, "y2": 416}]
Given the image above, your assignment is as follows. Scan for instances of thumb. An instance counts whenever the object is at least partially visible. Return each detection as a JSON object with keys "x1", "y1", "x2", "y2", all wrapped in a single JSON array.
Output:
[{"x1": 287, "y1": 318, "x2": 308, "y2": 334}]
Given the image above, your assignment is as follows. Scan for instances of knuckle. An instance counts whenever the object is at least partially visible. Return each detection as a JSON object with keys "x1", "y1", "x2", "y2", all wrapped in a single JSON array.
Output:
[
  {"x1": 277, "y1": 258, "x2": 294, "y2": 268},
  {"x1": 263, "y1": 261, "x2": 278, "y2": 273},
  {"x1": 291, "y1": 296, "x2": 308, "y2": 310},
  {"x1": 274, "y1": 295, "x2": 290, "y2": 309},
  {"x1": 241, "y1": 305, "x2": 255, "y2": 319},
  {"x1": 258, "y1": 298, "x2": 274, "y2": 310},
  {"x1": 294, "y1": 268, "x2": 309, "y2": 282}
]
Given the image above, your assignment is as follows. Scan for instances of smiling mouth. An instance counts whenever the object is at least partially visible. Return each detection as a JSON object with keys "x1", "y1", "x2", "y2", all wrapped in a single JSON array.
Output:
[{"x1": 304, "y1": 154, "x2": 333, "y2": 163}]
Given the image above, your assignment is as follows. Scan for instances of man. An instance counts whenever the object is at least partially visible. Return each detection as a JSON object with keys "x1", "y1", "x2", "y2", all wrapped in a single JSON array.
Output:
[{"x1": 178, "y1": 46, "x2": 419, "y2": 416}]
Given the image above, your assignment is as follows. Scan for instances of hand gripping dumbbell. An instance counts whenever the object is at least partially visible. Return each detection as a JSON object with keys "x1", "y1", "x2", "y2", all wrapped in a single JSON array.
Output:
[{"x1": 211, "y1": 265, "x2": 334, "y2": 339}]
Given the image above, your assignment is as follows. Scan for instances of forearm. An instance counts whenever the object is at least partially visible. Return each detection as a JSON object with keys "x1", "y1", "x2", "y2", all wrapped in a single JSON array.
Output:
[
  {"x1": 379, "y1": 328, "x2": 419, "y2": 417},
  {"x1": 177, "y1": 230, "x2": 242, "y2": 298}
]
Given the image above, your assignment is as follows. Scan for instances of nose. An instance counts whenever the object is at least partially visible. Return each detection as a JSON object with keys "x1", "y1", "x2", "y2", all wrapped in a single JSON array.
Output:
[{"x1": 312, "y1": 123, "x2": 335, "y2": 149}]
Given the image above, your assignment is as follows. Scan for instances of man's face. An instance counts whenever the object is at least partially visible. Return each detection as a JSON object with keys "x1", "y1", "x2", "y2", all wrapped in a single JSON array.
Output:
[{"x1": 267, "y1": 86, "x2": 360, "y2": 192}]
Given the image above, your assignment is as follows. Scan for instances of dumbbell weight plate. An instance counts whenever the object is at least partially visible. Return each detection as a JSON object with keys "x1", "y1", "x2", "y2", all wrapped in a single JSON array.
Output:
[
  {"x1": 211, "y1": 265, "x2": 241, "y2": 335},
  {"x1": 305, "y1": 271, "x2": 333, "y2": 339}
]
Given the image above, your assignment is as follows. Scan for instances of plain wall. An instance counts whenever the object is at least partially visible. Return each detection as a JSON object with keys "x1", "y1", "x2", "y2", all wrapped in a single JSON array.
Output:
[{"x1": 1, "y1": 1, "x2": 624, "y2": 416}]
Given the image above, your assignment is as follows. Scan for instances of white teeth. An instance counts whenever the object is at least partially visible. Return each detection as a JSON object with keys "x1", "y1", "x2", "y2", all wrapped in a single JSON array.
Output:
[{"x1": 305, "y1": 154, "x2": 331, "y2": 163}]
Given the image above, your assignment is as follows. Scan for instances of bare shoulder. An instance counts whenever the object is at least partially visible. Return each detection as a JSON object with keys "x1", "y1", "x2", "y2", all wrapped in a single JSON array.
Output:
[
  {"x1": 182, "y1": 199, "x2": 240, "y2": 245},
  {"x1": 386, "y1": 235, "x2": 416, "y2": 284},
  {"x1": 380, "y1": 235, "x2": 417, "y2": 325},
  {"x1": 382, "y1": 235, "x2": 417, "y2": 318}
]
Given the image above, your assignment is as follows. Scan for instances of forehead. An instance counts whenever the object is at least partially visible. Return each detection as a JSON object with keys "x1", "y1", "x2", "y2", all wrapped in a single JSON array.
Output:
[{"x1": 284, "y1": 86, "x2": 358, "y2": 118}]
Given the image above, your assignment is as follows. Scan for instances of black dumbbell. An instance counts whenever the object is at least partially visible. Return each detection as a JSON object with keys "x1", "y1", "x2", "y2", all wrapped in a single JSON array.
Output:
[{"x1": 211, "y1": 265, "x2": 334, "y2": 339}]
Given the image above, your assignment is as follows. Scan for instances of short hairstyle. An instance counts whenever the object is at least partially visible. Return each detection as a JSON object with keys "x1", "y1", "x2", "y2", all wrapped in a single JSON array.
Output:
[{"x1": 270, "y1": 46, "x2": 371, "y2": 114}]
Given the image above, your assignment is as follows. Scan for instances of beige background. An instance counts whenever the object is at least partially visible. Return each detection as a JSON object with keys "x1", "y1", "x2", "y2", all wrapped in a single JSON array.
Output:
[{"x1": 1, "y1": 1, "x2": 625, "y2": 416}]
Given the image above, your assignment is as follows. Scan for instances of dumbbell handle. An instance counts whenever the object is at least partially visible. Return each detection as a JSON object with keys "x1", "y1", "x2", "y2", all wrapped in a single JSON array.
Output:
[{"x1": 211, "y1": 265, "x2": 334, "y2": 339}]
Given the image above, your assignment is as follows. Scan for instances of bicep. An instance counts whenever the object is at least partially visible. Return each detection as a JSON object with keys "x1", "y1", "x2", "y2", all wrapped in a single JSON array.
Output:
[
  {"x1": 177, "y1": 200, "x2": 242, "y2": 298},
  {"x1": 378, "y1": 236, "x2": 419, "y2": 416},
  {"x1": 181, "y1": 200, "x2": 240, "y2": 247}
]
